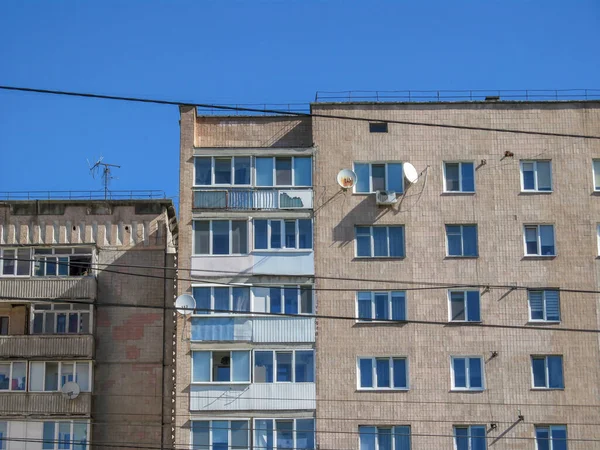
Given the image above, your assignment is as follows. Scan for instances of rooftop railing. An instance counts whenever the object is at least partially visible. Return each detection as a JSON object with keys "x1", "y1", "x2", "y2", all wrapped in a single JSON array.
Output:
[
  {"x1": 314, "y1": 89, "x2": 600, "y2": 103},
  {"x1": 0, "y1": 190, "x2": 167, "y2": 201}
]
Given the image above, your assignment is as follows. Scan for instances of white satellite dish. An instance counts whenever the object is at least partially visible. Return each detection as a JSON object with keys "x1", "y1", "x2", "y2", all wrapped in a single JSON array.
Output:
[
  {"x1": 175, "y1": 294, "x2": 196, "y2": 315},
  {"x1": 61, "y1": 382, "x2": 80, "y2": 400},
  {"x1": 337, "y1": 169, "x2": 357, "y2": 189},
  {"x1": 403, "y1": 163, "x2": 419, "y2": 184}
]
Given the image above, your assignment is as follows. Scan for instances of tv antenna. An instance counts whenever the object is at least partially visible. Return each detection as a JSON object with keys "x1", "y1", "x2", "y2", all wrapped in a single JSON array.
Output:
[{"x1": 88, "y1": 157, "x2": 121, "y2": 199}]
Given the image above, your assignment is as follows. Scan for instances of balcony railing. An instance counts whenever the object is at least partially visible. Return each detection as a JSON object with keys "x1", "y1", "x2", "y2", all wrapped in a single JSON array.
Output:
[
  {"x1": 0, "y1": 392, "x2": 91, "y2": 415},
  {"x1": 0, "y1": 335, "x2": 94, "y2": 359},
  {"x1": 193, "y1": 189, "x2": 313, "y2": 210},
  {"x1": 0, "y1": 277, "x2": 96, "y2": 299}
]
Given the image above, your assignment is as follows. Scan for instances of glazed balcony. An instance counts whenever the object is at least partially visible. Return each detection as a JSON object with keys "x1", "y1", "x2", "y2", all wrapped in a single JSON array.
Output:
[{"x1": 193, "y1": 188, "x2": 313, "y2": 210}]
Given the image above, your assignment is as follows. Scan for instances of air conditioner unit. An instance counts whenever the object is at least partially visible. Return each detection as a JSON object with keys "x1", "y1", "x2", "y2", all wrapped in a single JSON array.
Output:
[{"x1": 375, "y1": 190, "x2": 397, "y2": 205}]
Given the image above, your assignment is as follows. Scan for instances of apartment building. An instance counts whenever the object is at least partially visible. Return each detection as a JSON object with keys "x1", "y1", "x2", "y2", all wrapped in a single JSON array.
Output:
[
  {"x1": 177, "y1": 97, "x2": 600, "y2": 450},
  {"x1": 312, "y1": 99, "x2": 600, "y2": 450},
  {"x1": 0, "y1": 198, "x2": 176, "y2": 450},
  {"x1": 176, "y1": 107, "x2": 316, "y2": 450}
]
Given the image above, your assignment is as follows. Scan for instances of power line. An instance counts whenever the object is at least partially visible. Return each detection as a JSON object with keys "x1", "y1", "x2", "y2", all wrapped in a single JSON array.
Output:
[
  {"x1": 1, "y1": 85, "x2": 599, "y2": 140},
  {"x1": 4, "y1": 296, "x2": 599, "y2": 334}
]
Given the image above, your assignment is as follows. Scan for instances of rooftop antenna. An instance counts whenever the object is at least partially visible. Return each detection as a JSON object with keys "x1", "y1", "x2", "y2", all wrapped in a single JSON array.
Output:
[{"x1": 88, "y1": 157, "x2": 121, "y2": 200}]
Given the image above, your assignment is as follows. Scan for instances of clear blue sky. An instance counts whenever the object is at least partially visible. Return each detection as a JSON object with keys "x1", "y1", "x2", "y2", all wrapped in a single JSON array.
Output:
[{"x1": 1, "y1": 1, "x2": 599, "y2": 208}]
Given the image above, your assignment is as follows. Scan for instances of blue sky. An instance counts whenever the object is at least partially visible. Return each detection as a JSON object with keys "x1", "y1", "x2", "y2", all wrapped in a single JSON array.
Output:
[{"x1": 1, "y1": 1, "x2": 599, "y2": 208}]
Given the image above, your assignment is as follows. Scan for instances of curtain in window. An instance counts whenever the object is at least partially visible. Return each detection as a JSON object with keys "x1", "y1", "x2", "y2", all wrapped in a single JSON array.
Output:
[
  {"x1": 529, "y1": 291, "x2": 544, "y2": 320},
  {"x1": 300, "y1": 288, "x2": 313, "y2": 314},
  {"x1": 545, "y1": 291, "x2": 560, "y2": 321},
  {"x1": 233, "y1": 288, "x2": 250, "y2": 312},
  {"x1": 356, "y1": 227, "x2": 372, "y2": 257},
  {"x1": 214, "y1": 288, "x2": 230, "y2": 312},
  {"x1": 539, "y1": 225, "x2": 555, "y2": 255},
  {"x1": 193, "y1": 288, "x2": 211, "y2": 315},
  {"x1": 232, "y1": 351, "x2": 250, "y2": 382},
  {"x1": 535, "y1": 427, "x2": 550, "y2": 450},
  {"x1": 212, "y1": 221, "x2": 230, "y2": 255},
  {"x1": 359, "y1": 426, "x2": 376, "y2": 450},
  {"x1": 547, "y1": 356, "x2": 563, "y2": 388},
  {"x1": 373, "y1": 228, "x2": 388, "y2": 257},
  {"x1": 296, "y1": 419, "x2": 315, "y2": 450},
  {"x1": 470, "y1": 426, "x2": 487, "y2": 450},
  {"x1": 231, "y1": 221, "x2": 247, "y2": 254},
  {"x1": 254, "y1": 352, "x2": 274, "y2": 383},
  {"x1": 73, "y1": 422, "x2": 88, "y2": 450},
  {"x1": 550, "y1": 427, "x2": 567, "y2": 450},
  {"x1": 276, "y1": 421, "x2": 294, "y2": 449},
  {"x1": 58, "y1": 422, "x2": 71, "y2": 449},
  {"x1": 76, "y1": 363, "x2": 90, "y2": 391},
  {"x1": 536, "y1": 161, "x2": 552, "y2": 190},
  {"x1": 212, "y1": 421, "x2": 229, "y2": 450},
  {"x1": 295, "y1": 351, "x2": 314, "y2": 382},
  {"x1": 393, "y1": 426, "x2": 411, "y2": 450},
  {"x1": 276, "y1": 158, "x2": 293, "y2": 186},
  {"x1": 377, "y1": 428, "x2": 392, "y2": 450},
  {"x1": 214, "y1": 158, "x2": 232, "y2": 184},
  {"x1": 255, "y1": 420, "x2": 273, "y2": 450},
  {"x1": 294, "y1": 157, "x2": 312, "y2": 187},
  {"x1": 446, "y1": 226, "x2": 462, "y2": 256},
  {"x1": 445, "y1": 163, "x2": 460, "y2": 191},
  {"x1": 453, "y1": 427, "x2": 469, "y2": 450},
  {"x1": 462, "y1": 226, "x2": 478, "y2": 256},
  {"x1": 256, "y1": 158, "x2": 274, "y2": 186},
  {"x1": 358, "y1": 292, "x2": 372, "y2": 320},
  {"x1": 532, "y1": 358, "x2": 547, "y2": 387},
  {"x1": 392, "y1": 359, "x2": 407, "y2": 388},
  {"x1": 191, "y1": 421, "x2": 210, "y2": 450},
  {"x1": 195, "y1": 158, "x2": 212, "y2": 185},
  {"x1": 191, "y1": 318, "x2": 234, "y2": 341},
  {"x1": 594, "y1": 160, "x2": 600, "y2": 189},
  {"x1": 354, "y1": 164, "x2": 370, "y2": 193},
  {"x1": 522, "y1": 162, "x2": 535, "y2": 189},
  {"x1": 450, "y1": 292, "x2": 466, "y2": 321},
  {"x1": 0, "y1": 421, "x2": 6, "y2": 450},
  {"x1": 374, "y1": 293, "x2": 389, "y2": 320},
  {"x1": 194, "y1": 222, "x2": 210, "y2": 255},
  {"x1": 234, "y1": 157, "x2": 251, "y2": 185},
  {"x1": 276, "y1": 352, "x2": 293, "y2": 382},
  {"x1": 376, "y1": 359, "x2": 390, "y2": 387},
  {"x1": 391, "y1": 292, "x2": 405, "y2": 320}
]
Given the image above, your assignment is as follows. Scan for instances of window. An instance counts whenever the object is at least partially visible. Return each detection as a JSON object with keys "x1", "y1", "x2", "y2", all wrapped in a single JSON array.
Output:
[
  {"x1": 594, "y1": 160, "x2": 600, "y2": 191},
  {"x1": 255, "y1": 156, "x2": 312, "y2": 187},
  {"x1": 358, "y1": 357, "x2": 408, "y2": 390},
  {"x1": 0, "y1": 361, "x2": 26, "y2": 391},
  {"x1": 0, "y1": 421, "x2": 6, "y2": 450},
  {"x1": 354, "y1": 162, "x2": 403, "y2": 193},
  {"x1": 42, "y1": 421, "x2": 89, "y2": 450},
  {"x1": 33, "y1": 247, "x2": 93, "y2": 277},
  {"x1": 191, "y1": 420, "x2": 250, "y2": 450},
  {"x1": 446, "y1": 225, "x2": 478, "y2": 257},
  {"x1": 524, "y1": 225, "x2": 555, "y2": 256},
  {"x1": 0, "y1": 317, "x2": 8, "y2": 335},
  {"x1": 255, "y1": 418, "x2": 315, "y2": 450},
  {"x1": 267, "y1": 286, "x2": 314, "y2": 314},
  {"x1": 451, "y1": 357, "x2": 484, "y2": 390},
  {"x1": 448, "y1": 291, "x2": 481, "y2": 322},
  {"x1": 529, "y1": 290, "x2": 560, "y2": 322},
  {"x1": 357, "y1": 291, "x2": 406, "y2": 321},
  {"x1": 29, "y1": 361, "x2": 91, "y2": 392},
  {"x1": 521, "y1": 160, "x2": 552, "y2": 192},
  {"x1": 532, "y1": 356, "x2": 564, "y2": 389},
  {"x1": 254, "y1": 350, "x2": 314, "y2": 383},
  {"x1": 254, "y1": 219, "x2": 313, "y2": 250},
  {"x1": 359, "y1": 426, "x2": 411, "y2": 450},
  {"x1": 31, "y1": 303, "x2": 92, "y2": 334},
  {"x1": 369, "y1": 122, "x2": 388, "y2": 133},
  {"x1": 192, "y1": 351, "x2": 250, "y2": 383},
  {"x1": 192, "y1": 286, "x2": 250, "y2": 314},
  {"x1": 444, "y1": 162, "x2": 475, "y2": 193},
  {"x1": 195, "y1": 156, "x2": 252, "y2": 186},
  {"x1": 0, "y1": 248, "x2": 31, "y2": 276},
  {"x1": 453, "y1": 425, "x2": 486, "y2": 450},
  {"x1": 535, "y1": 425, "x2": 567, "y2": 450},
  {"x1": 355, "y1": 226, "x2": 405, "y2": 258},
  {"x1": 193, "y1": 220, "x2": 248, "y2": 255}
]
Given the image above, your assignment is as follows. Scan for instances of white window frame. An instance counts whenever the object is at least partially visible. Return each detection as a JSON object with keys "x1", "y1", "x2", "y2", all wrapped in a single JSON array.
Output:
[
  {"x1": 355, "y1": 291, "x2": 407, "y2": 322},
  {"x1": 191, "y1": 350, "x2": 252, "y2": 384},
  {"x1": 0, "y1": 248, "x2": 32, "y2": 277},
  {"x1": 445, "y1": 224, "x2": 478, "y2": 257},
  {"x1": 520, "y1": 160, "x2": 553, "y2": 192},
  {"x1": 255, "y1": 156, "x2": 313, "y2": 188},
  {"x1": 535, "y1": 425, "x2": 567, "y2": 450},
  {"x1": 450, "y1": 356, "x2": 485, "y2": 391},
  {"x1": 192, "y1": 220, "x2": 248, "y2": 256},
  {"x1": 253, "y1": 219, "x2": 313, "y2": 251},
  {"x1": 528, "y1": 290, "x2": 561, "y2": 323},
  {"x1": 190, "y1": 419, "x2": 251, "y2": 450},
  {"x1": 523, "y1": 224, "x2": 556, "y2": 257},
  {"x1": 33, "y1": 247, "x2": 94, "y2": 277},
  {"x1": 354, "y1": 225, "x2": 405, "y2": 258},
  {"x1": 0, "y1": 420, "x2": 7, "y2": 450},
  {"x1": 252, "y1": 417, "x2": 315, "y2": 450},
  {"x1": 29, "y1": 361, "x2": 92, "y2": 392},
  {"x1": 194, "y1": 156, "x2": 253, "y2": 187},
  {"x1": 531, "y1": 355, "x2": 564, "y2": 389},
  {"x1": 253, "y1": 349, "x2": 315, "y2": 383},
  {"x1": 42, "y1": 420, "x2": 91, "y2": 450},
  {"x1": 0, "y1": 361, "x2": 27, "y2": 391},
  {"x1": 597, "y1": 224, "x2": 600, "y2": 256},
  {"x1": 593, "y1": 159, "x2": 600, "y2": 191},
  {"x1": 358, "y1": 426, "x2": 411, "y2": 450},
  {"x1": 352, "y1": 162, "x2": 404, "y2": 194},
  {"x1": 453, "y1": 425, "x2": 487, "y2": 450},
  {"x1": 191, "y1": 285, "x2": 252, "y2": 316},
  {"x1": 31, "y1": 303, "x2": 93, "y2": 334},
  {"x1": 266, "y1": 286, "x2": 314, "y2": 315},
  {"x1": 443, "y1": 161, "x2": 475, "y2": 193},
  {"x1": 356, "y1": 356, "x2": 409, "y2": 391},
  {"x1": 447, "y1": 290, "x2": 481, "y2": 323}
]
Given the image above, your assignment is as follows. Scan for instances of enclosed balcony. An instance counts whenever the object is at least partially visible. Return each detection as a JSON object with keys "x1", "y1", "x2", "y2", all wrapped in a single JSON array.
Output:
[
  {"x1": 193, "y1": 188, "x2": 313, "y2": 210},
  {"x1": 0, "y1": 276, "x2": 96, "y2": 300},
  {"x1": 0, "y1": 392, "x2": 91, "y2": 415}
]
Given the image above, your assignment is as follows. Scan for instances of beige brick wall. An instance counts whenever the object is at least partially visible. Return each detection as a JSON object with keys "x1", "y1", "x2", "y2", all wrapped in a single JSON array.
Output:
[{"x1": 312, "y1": 102, "x2": 600, "y2": 449}]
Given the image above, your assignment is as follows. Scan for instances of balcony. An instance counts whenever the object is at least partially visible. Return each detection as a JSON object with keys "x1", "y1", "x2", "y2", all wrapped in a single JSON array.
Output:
[
  {"x1": 0, "y1": 335, "x2": 94, "y2": 359},
  {"x1": 191, "y1": 316, "x2": 315, "y2": 343},
  {"x1": 192, "y1": 251, "x2": 314, "y2": 277},
  {"x1": 0, "y1": 392, "x2": 91, "y2": 416},
  {"x1": 190, "y1": 383, "x2": 315, "y2": 411},
  {"x1": 193, "y1": 189, "x2": 313, "y2": 210},
  {"x1": 0, "y1": 277, "x2": 96, "y2": 300}
]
